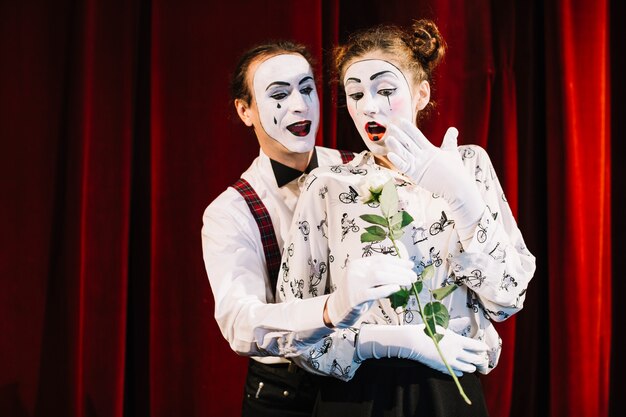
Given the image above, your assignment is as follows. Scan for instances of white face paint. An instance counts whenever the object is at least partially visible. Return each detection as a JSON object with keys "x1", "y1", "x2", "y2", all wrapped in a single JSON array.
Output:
[
  {"x1": 252, "y1": 54, "x2": 320, "y2": 153},
  {"x1": 343, "y1": 59, "x2": 415, "y2": 155}
]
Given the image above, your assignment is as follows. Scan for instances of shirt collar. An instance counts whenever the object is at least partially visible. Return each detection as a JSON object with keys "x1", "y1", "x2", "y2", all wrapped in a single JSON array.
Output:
[{"x1": 270, "y1": 148, "x2": 319, "y2": 187}]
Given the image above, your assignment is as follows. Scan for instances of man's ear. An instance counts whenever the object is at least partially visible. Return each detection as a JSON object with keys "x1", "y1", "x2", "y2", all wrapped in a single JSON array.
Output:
[
  {"x1": 414, "y1": 80, "x2": 431, "y2": 111},
  {"x1": 235, "y1": 98, "x2": 253, "y2": 127}
]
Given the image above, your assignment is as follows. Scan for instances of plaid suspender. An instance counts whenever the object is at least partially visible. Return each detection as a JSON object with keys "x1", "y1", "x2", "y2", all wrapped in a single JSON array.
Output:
[
  {"x1": 232, "y1": 178, "x2": 281, "y2": 300},
  {"x1": 232, "y1": 150, "x2": 352, "y2": 299},
  {"x1": 339, "y1": 150, "x2": 355, "y2": 164}
]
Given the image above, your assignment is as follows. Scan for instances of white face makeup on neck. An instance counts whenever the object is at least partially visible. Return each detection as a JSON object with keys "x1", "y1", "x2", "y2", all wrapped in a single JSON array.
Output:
[
  {"x1": 343, "y1": 59, "x2": 418, "y2": 155},
  {"x1": 252, "y1": 54, "x2": 320, "y2": 153}
]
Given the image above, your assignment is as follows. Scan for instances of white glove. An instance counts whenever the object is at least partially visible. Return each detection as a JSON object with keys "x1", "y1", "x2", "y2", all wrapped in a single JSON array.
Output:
[
  {"x1": 356, "y1": 318, "x2": 489, "y2": 376},
  {"x1": 326, "y1": 255, "x2": 415, "y2": 328},
  {"x1": 385, "y1": 120, "x2": 485, "y2": 239}
]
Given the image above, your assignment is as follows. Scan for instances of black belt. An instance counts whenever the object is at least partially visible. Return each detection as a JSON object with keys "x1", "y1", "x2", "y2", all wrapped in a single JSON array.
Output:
[{"x1": 250, "y1": 359, "x2": 303, "y2": 374}]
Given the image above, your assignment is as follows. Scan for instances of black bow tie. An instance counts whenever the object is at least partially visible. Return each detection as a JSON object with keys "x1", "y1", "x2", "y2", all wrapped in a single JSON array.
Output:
[{"x1": 270, "y1": 148, "x2": 319, "y2": 187}]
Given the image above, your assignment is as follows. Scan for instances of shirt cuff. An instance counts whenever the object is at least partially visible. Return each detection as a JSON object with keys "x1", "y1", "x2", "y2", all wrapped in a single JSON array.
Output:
[{"x1": 258, "y1": 294, "x2": 333, "y2": 352}]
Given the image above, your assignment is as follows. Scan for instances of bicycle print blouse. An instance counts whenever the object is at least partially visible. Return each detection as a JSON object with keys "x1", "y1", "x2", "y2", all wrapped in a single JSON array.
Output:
[{"x1": 276, "y1": 146, "x2": 536, "y2": 381}]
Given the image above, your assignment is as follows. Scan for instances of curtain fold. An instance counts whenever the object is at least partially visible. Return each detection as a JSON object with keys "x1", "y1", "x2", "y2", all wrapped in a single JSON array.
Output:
[
  {"x1": 609, "y1": 1, "x2": 626, "y2": 416},
  {"x1": 545, "y1": 0, "x2": 611, "y2": 416},
  {"x1": 0, "y1": 1, "x2": 138, "y2": 416},
  {"x1": 509, "y1": 1, "x2": 551, "y2": 416},
  {"x1": 0, "y1": 1, "x2": 615, "y2": 417},
  {"x1": 481, "y1": 1, "x2": 519, "y2": 415}
]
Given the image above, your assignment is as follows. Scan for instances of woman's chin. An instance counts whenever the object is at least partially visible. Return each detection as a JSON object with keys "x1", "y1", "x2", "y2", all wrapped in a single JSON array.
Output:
[{"x1": 364, "y1": 142, "x2": 389, "y2": 156}]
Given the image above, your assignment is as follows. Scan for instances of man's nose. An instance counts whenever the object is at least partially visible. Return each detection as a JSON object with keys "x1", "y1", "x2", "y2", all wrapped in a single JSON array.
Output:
[{"x1": 289, "y1": 92, "x2": 309, "y2": 113}]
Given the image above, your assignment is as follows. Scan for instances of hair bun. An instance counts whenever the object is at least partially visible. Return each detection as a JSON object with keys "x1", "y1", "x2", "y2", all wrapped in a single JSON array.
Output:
[{"x1": 408, "y1": 19, "x2": 446, "y2": 72}]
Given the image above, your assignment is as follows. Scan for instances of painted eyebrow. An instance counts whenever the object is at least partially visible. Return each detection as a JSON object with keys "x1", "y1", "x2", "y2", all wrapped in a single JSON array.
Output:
[
  {"x1": 370, "y1": 70, "x2": 398, "y2": 80},
  {"x1": 299, "y1": 76, "x2": 314, "y2": 85},
  {"x1": 266, "y1": 81, "x2": 290, "y2": 91}
]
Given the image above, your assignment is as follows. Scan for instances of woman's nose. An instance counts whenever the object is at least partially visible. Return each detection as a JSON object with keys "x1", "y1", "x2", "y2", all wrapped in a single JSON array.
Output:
[{"x1": 360, "y1": 94, "x2": 379, "y2": 115}]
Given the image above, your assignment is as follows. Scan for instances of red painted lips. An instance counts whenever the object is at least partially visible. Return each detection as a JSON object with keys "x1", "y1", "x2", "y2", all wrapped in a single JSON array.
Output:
[
  {"x1": 287, "y1": 121, "x2": 312, "y2": 137},
  {"x1": 365, "y1": 122, "x2": 386, "y2": 142}
]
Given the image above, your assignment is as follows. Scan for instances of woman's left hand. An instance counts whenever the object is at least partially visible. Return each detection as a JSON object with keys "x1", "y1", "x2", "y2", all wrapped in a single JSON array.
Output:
[
  {"x1": 385, "y1": 119, "x2": 461, "y2": 195},
  {"x1": 385, "y1": 119, "x2": 484, "y2": 235}
]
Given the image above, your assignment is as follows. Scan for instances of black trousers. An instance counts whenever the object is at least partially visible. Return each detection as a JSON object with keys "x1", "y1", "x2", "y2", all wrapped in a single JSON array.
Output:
[
  {"x1": 241, "y1": 359, "x2": 322, "y2": 417},
  {"x1": 313, "y1": 358, "x2": 490, "y2": 417}
]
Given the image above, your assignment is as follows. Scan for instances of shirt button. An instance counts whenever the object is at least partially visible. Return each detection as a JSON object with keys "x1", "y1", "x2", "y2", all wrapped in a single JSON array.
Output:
[{"x1": 283, "y1": 390, "x2": 289, "y2": 397}]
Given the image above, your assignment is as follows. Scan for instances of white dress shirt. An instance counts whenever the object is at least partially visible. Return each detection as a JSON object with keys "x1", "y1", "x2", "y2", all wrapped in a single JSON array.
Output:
[
  {"x1": 202, "y1": 146, "x2": 347, "y2": 364},
  {"x1": 276, "y1": 146, "x2": 536, "y2": 379}
]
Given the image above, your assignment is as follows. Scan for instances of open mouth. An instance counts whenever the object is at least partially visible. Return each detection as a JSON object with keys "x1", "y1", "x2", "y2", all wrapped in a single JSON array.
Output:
[
  {"x1": 287, "y1": 121, "x2": 312, "y2": 137},
  {"x1": 365, "y1": 122, "x2": 386, "y2": 142}
]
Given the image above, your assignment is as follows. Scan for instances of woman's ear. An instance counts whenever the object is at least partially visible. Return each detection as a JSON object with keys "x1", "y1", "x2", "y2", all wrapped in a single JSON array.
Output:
[
  {"x1": 235, "y1": 98, "x2": 254, "y2": 127},
  {"x1": 414, "y1": 80, "x2": 431, "y2": 111}
]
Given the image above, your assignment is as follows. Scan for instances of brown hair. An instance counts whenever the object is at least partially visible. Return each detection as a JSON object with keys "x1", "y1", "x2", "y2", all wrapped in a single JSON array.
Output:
[
  {"x1": 230, "y1": 41, "x2": 315, "y2": 105},
  {"x1": 334, "y1": 19, "x2": 446, "y2": 118}
]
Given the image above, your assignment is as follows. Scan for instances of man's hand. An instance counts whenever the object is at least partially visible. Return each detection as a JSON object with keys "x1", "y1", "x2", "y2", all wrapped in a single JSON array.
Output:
[{"x1": 325, "y1": 255, "x2": 415, "y2": 328}]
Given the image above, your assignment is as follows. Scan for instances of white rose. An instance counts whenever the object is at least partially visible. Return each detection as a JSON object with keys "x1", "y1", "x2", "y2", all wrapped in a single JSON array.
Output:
[{"x1": 358, "y1": 170, "x2": 392, "y2": 203}]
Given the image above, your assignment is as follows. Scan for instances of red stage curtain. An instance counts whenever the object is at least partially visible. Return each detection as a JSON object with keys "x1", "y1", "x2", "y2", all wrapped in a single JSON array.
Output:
[
  {"x1": 545, "y1": 0, "x2": 612, "y2": 416},
  {"x1": 0, "y1": 1, "x2": 617, "y2": 417},
  {"x1": 1, "y1": 0, "x2": 138, "y2": 416}
]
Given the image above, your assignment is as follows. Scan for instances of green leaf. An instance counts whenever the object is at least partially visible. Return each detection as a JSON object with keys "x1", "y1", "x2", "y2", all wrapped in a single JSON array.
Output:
[
  {"x1": 423, "y1": 301, "x2": 449, "y2": 330},
  {"x1": 431, "y1": 284, "x2": 458, "y2": 301},
  {"x1": 410, "y1": 281, "x2": 423, "y2": 295},
  {"x1": 364, "y1": 225, "x2": 387, "y2": 238},
  {"x1": 388, "y1": 288, "x2": 410, "y2": 309},
  {"x1": 361, "y1": 232, "x2": 384, "y2": 243},
  {"x1": 389, "y1": 227, "x2": 405, "y2": 240},
  {"x1": 423, "y1": 320, "x2": 436, "y2": 338},
  {"x1": 361, "y1": 224, "x2": 388, "y2": 243},
  {"x1": 424, "y1": 314, "x2": 437, "y2": 336},
  {"x1": 360, "y1": 214, "x2": 388, "y2": 227},
  {"x1": 420, "y1": 264, "x2": 435, "y2": 281},
  {"x1": 389, "y1": 213, "x2": 401, "y2": 231},
  {"x1": 380, "y1": 180, "x2": 398, "y2": 218},
  {"x1": 400, "y1": 210, "x2": 414, "y2": 228}
]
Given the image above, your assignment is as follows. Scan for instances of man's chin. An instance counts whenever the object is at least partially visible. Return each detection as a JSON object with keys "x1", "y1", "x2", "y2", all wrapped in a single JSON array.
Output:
[{"x1": 280, "y1": 137, "x2": 315, "y2": 154}]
